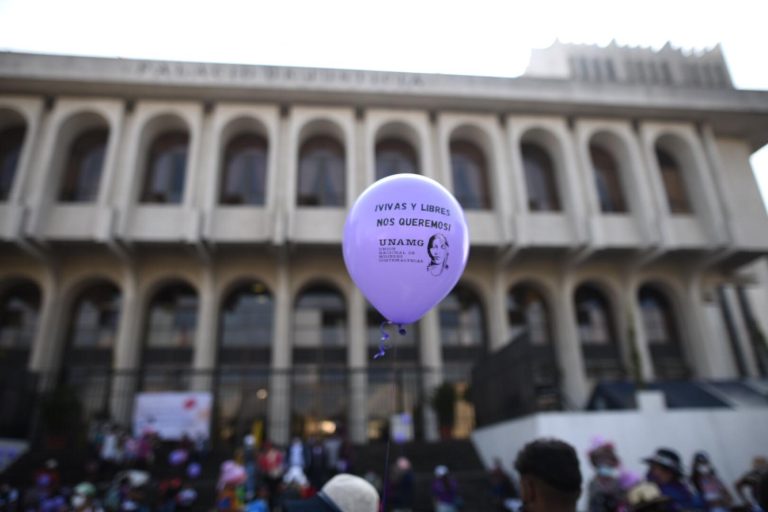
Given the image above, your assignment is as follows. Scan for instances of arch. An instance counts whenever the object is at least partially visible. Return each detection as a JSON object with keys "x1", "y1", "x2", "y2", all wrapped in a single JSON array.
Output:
[
  {"x1": 520, "y1": 131, "x2": 561, "y2": 212},
  {"x1": 450, "y1": 138, "x2": 492, "y2": 210},
  {"x1": 654, "y1": 134, "x2": 694, "y2": 214},
  {"x1": 0, "y1": 117, "x2": 27, "y2": 201},
  {"x1": 637, "y1": 282, "x2": 688, "y2": 379},
  {"x1": 297, "y1": 134, "x2": 346, "y2": 207},
  {"x1": 439, "y1": 282, "x2": 488, "y2": 348},
  {"x1": 589, "y1": 141, "x2": 627, "y2": 213},
  {"x1": 59, "y1": 128, "x2": 109, "y2": 202},
  {"x1": 219, "y1": 133, "x2": 268, "y2": 205},
  {"x1": 508, "y1": 281, "x2": 554, "y2": 346},
  {"x1": 0, "y1": 278, "x2": 41, "y2": 350},
  {"x1": 143, "y1": 280, "x2": 198, "y2": 348},
  {"x1": 293, "y1": 282, "x2": 347, "y2": 348},
  {"x1": 573, "y1": 281, "x2": 624, "y2": 380},
  {"x1": 375, "y1": 137, "x2": 418, "y2": 180},
  {"x1": 219, "y1": 280, "x2": 274, "y2": 348}
]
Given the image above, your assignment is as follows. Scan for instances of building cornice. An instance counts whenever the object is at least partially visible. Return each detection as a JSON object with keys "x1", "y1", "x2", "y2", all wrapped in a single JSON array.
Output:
[{"x1": 2, "y1": 52, "x2": 768, "y2": 148}]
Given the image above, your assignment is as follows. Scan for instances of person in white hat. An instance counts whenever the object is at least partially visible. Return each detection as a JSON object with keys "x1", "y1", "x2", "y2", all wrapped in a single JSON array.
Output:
[{"x1": 284, "y1": 473, "x2": 379, "y2": 512}]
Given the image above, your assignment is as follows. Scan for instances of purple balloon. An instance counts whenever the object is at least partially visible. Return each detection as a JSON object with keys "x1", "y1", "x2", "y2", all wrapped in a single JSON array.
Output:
[{"x1": 343, "y1": 174, "x2": 469, "y2": 325}]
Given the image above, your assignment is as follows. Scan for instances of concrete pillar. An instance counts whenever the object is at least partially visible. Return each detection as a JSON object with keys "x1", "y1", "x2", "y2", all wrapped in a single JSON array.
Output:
[
  {"x1": 110, "y1": 267, "x2": 141, "y2": 425},
  {"x1": 488, "y1": 268, "x2": 509, "y2": 351},
  {"x1": 348, "y1": 287, "x2": 367, "y2": 444},
  {"x1": 419, "y1": 308, "x2": 442, "y2": 441},
  {"x1": 682, "y1": 275, "x2": 736, "y2": 378},
  {"x1": 722, "y1": 286, "x2": 759, "y2": 377},
  {"x1": 552, "y1": 275, "x2": 589, "y2": 408},
  {"x1": 268, "y1": 259, "x2": 291, "y2": 445},
  {"x1": 191, "y1": 266, "x2": 218, "y2": 391},
  {"x1": 623, "y1": 276, "x2": 655, "y2": 383},
  {"x1": 28, "y1": 267, "x2": 63, "y2": 391}
]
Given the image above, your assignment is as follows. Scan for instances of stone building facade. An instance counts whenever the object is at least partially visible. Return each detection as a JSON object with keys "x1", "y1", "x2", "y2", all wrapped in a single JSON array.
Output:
[{"x1": 0, "y1": 44, "x2": 767, "y2": 445}]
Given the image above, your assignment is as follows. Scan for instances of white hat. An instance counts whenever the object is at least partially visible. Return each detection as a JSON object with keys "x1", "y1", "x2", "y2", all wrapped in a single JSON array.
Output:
[
  {"x1": 321, "y1": 473, "x2": 379, "y2": 512},
  {"x1": 435, "y1": 465, "x2": 449, "y2": 477}
]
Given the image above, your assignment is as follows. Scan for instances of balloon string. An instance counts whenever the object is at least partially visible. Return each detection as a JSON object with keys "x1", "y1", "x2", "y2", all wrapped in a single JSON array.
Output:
[
  {"x1": 373, "y1": 323, "x2": 408, "y2": 359},
  {"x1": 380, "y1": 328, "x2": 400, "y2": 512},
  {"x1": 373, "y1": 321, "x2": 391, "y2": 359}
]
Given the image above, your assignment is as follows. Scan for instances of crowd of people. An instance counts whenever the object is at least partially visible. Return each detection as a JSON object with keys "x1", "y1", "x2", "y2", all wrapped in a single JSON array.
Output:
[{"x1": 1, "y1": 426, "x2": 766, "y2": 512}]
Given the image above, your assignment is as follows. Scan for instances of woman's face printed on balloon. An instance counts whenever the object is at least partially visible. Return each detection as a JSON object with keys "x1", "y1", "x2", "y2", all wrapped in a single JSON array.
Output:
[{"x1": 427, "y1": 234, "x2": 449, "y2": 275}]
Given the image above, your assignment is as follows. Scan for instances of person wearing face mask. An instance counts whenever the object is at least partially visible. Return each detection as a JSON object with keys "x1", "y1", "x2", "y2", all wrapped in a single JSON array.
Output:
[
  {"x1": 587, "y1": 436, "x2": 641, "y2": 512},
  {"x1": 690, "y1": 452, "x2": 731, "y2": 512}
]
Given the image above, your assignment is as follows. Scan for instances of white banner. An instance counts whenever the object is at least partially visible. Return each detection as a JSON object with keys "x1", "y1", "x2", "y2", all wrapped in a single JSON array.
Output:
[{"x1": 132, "y1": 392, "x2": 212, "y2": 441}]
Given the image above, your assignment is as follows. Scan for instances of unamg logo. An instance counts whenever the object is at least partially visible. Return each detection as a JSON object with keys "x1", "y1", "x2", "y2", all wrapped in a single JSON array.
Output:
[{"x1": 379, "y1": 238, "x2": 425, "y2": 247}]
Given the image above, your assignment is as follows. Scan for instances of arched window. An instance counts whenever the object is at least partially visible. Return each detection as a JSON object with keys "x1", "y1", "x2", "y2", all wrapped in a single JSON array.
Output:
[
  {"x1": 507, "y1": 284, "x2": 552, "y2": 346},
  {"x1": 217, "y1": 281, "x2": 272, "y2": 443},
  {"x1": 292, "y1": 284, "x2": 347, "y2": 438},
  {"x1": 439, "y1": 285, "x2": 487, "y2": 348},
  {"x1": 294, "y1": 284, "x2": 346, "y2": 348},
  {"x1": 638, "y1": 285, "x2": 688, "y2": 379},
  {"x1": 219, "y1": 281, "x2": 273, "y2": 347},
  {"x1": 141, "y1": 131, "x2": 188, "y2": 204},
  {"x1": 450, "y1": 140, "x2": 492, "y2": 210},
  {"x1": 0, "y1": 280, "x2": 40, "y2": 349},
  {"x1": 297, "y1": 136, "x2": 345, "y2": 207},
  {"x1": 59, "y1": 129, "x2": 108, "y2": 202},
  {"x1": 220, "y1": 134, "x2": 268, "y2": 205},
  {"x1": 590, "y1": 144, "x2": 627, "y2": 213},
  {"x1": 574, "y1": 284, "x2": 624, "y2": 380},
  {"x1": 375, "y1": 138, "x2": 418, "y2": 180},
  {"x1": 507, "y1": 283, "x2": 561, "y2": 410},
  {"x1": 522, "y1": 143, "x2": 561, "y2": 212},
  {"x1": 0, "y1": 126, "x2": 25, "y2": 201},
  {"x1": 66, "y1": 282, "x2": 121, "y2": 348},
  {"x1": 144, "y1": 282, "x2": 198, "y2": 348},
  {"x1": 655, "y1": 148, "x2": 692, "y2": 214},
  {"x1": 63, "y1": 282, "x2": 120, "y2": 419}
]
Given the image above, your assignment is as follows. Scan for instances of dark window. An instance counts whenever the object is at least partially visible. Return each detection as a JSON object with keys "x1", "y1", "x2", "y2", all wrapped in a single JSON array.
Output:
[
  {"x1": 141, "y1": 131, "x2": 188, "y2": 204},
  {"x1": 220, "y1": 134, "x2": 268, "y2": 205},
  {"x1": 375, "y1": 138, "x2": 418, "y2": 180},
  {"x1": 294, "y1": 285, "x2": 346, "y2": 347},
  {"x1": 67, "y1": 282, "x2": 121, "y2": 348},
  {"x1": 450, "y1": 140, "x2": 492, "y2": 210},
  {"x1": 639, "y1": 285, "x2": 688, "y2": 380},
  {"x1": 508, "y1": 285, "x2": 552, "y2": 346},
  {"x1": 220, "y1": 281, "x2": 273, "y2": 347},
  {"x1": 439, "y1": 285, "x2": 486, "y2": 348},
  {"x1": 297, "y1": 136, "x2": 345, "y2": 207},
  {"x1": 144, "y1": 282, "x2": 198, "y2": 348},
  {"x1": 656, "y1": 148, "x2": 692, "y2": 214},
  {"x1": 575, "y1": 284, "x2": 624, "y2": 380},
  {"x1": 522, "y1": 143, "x2": 561, "y2": 212},
  {"x1": 59, "y1": 129, "x2": 108, "y2": 202},
  {"x1": 0, "y1": 281, "x2": 40, "y2": 349},
  {"x1": 0, "y1": 126, "x2": 25, "y2": 201},
  {"x1": 590, "y1": 145, "x2": 627, "y2": 213}
]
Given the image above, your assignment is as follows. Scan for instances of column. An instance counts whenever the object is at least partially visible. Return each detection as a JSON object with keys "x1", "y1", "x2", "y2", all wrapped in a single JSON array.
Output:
[
  {"x1": 623, "y1": 275, "x2": 655, "y2": 383},
  {"x1": 110, "y1": 267, "x2": 141, "y2": 425},
  {"x1": 28, "y1": 267, "x2": 63, "y2": 391},
  {"x1": 682, "y1": 274, "x2": 735, "y2": 378},
  {"x1": 488, "y1": 268, "x2": 509, "y2": 351},
  {"x1": 552, "y1": 274, "x2": 589, "y2": 408},
  {"x1": 419, "y1": 308, "x2": 442, "y2": 441},
  {"x1": 191, "y1": 266, "x2": 218, "y2": 391},
  {"x1": 722, "y1": 286, "x2": 759, "y2": 377},
  {"x1": 267, "y1": 259, "x2": 291, "y2": 445},
  {"x1": 347, "y1": 287, "x2": 367, "y2": 444}
]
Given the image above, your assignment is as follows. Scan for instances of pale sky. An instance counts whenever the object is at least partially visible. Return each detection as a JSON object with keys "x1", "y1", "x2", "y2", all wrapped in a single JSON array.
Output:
[{"x1": 1, "y1": 0, "x2": 767, "y2": 209}]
